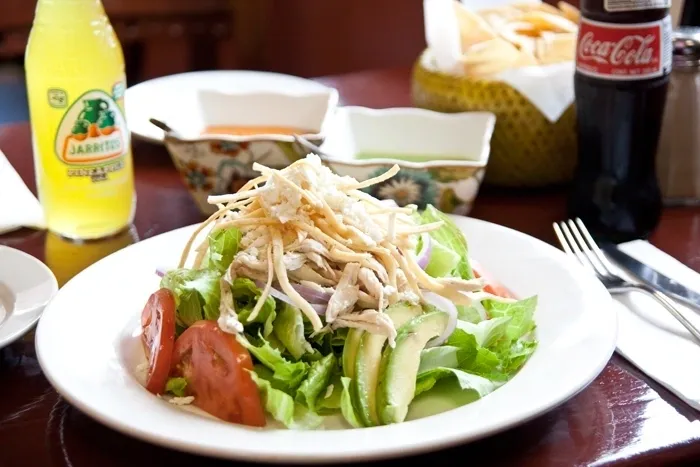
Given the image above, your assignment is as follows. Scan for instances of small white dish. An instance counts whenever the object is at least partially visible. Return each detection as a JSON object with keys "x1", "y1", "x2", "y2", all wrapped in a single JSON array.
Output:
[
  {"x1": 321, "y1": 106, "x2": 496, "y2": 215},
  {"x1": 156, "y1": 89, "x2": 338, "y2": 216},
  {"x1": 35, "y1": 216, "x2": 616, "y2": 463},
  {"x1": 192, "y1": 89, "x2": 338, "y2": 142},
  {"x1": 125, "y1": 70, "x2": 336, "y2": 144},
  {"x1": 0, "y1": 246, "x2": 58, "y2": 348}
]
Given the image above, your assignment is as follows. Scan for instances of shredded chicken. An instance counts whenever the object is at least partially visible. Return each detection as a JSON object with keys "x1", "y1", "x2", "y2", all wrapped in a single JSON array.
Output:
[
  {"x1": 299, "y1": 281, "x2": 335, "y2": 295},
  {"x1": 282, "y1": 252, "x2": 307, "y2": 271},
  {"x1": 299, "y1": 238, "x2": 327, "y2": 256},
  {"x1": 176, "y1": 153, "x2": 487, "y2": 336},
  {"x1": 358, "y1": 267, "x2": 383, "y2": 301},
  {"x1": 289, "y1": 265, "x2": 336, "y2": 287},
  {"x1": 233, "y1": 250, "x2": 267, "y2": 272},
  {"x1": 357, "y1": 291, "x2": 378, "y2": 309},
  {"x1": 330, "y1": 310, "x2": 397, "y2": 347},
  {"x1": 325, "y1": 263, "x2": 361, "y2": 322}
]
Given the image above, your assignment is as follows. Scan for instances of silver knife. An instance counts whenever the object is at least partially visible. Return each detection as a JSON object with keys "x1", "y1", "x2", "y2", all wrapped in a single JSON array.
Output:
[{"x1": 602, "y1": 243, "x2": 700, "y2": 313}]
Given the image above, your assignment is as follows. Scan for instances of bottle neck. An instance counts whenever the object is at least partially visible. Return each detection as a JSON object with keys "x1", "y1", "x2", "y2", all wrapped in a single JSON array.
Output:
[{"x1": 34, "y1": 0, "x2": 107, "y2": 23}]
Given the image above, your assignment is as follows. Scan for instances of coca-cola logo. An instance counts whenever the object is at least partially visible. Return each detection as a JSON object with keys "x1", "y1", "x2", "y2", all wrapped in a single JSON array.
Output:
[
  {"x1": 575, "y1": 17, "x2": 669, "y2": 80},
  {"x1": 578, "y1": 31, "x2": 655, "y2": 66}
]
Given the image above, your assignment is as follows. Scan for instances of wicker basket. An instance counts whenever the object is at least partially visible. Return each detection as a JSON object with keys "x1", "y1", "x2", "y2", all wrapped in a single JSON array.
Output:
[{"x1": 411, "y1": 50, "x2": 577, "y2": 187}]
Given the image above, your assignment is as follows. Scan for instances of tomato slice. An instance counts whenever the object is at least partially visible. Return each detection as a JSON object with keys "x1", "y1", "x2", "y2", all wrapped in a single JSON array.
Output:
[
  {"x1": 171, "y1": 321, "x2": 266, "y2": 427},
  {"x1": 471, "y1": 260, "x2": 514, "y2": 299},
  {"x1": 141, "y1": 288, "x2": 176, "y2": 394}
]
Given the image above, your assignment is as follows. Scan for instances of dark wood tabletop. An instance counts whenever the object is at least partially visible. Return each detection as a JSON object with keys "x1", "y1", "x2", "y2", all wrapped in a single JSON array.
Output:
[{"x1": 2, "y1": 67, "x2": 700, "y2": 467}]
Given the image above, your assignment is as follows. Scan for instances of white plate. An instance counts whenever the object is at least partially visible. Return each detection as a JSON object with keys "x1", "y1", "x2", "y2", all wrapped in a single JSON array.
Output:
[
  {"x1": 125, "y1": 70, "x2": 335, "y2": 144},
  {"x1": 35, "y1": 217, "x2": 616, "y2": 463},
  {"x1": 0, "y1": 246, "x2": 58, "y2": 348}
]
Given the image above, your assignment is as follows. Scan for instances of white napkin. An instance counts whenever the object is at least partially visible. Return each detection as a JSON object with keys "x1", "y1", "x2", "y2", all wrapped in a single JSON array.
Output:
[
  {"x1": 609, "y1": 240, "x2": 700, "y2": 410},
  {"x1": 0, "y1": 149, "x2": 45, "y2": 235},
  {"x1": 424, "y1": 0, "x2": 464, "y2": 75},
  {"x1": 423, "y1": 0, "x2": 576, "y2": 123},
  {"x1": 495, "y1": 61, "x2": 575, "y2": 123}
]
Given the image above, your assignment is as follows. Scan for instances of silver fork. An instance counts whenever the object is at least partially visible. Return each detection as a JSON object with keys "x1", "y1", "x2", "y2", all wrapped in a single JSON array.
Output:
[{"x1": 554, "y1": 218, "x2": 700, "y2": 344}]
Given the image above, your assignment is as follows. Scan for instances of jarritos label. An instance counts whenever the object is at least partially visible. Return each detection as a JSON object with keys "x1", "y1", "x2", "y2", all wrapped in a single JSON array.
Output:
[
  {"x1": 54, "y1": 89, "x2": 128, "y2": 165},
  {"x1": 576, "y1": 16, "x2": 672, "y2": 80}
]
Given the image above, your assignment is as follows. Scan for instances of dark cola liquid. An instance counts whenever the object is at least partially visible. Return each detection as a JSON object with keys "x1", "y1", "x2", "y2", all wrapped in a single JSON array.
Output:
[
  {"x1": 568, "y1": 74, "x2": 668, "y2": 243},
  {"x1": 567, "y1": 0, "x2": 671, "y2": 243}
]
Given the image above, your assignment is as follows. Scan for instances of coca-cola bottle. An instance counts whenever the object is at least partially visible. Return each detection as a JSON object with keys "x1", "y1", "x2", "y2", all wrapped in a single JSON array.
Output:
[{"x1": 567, "y1": 0, "x2": 672, "y2": 243}]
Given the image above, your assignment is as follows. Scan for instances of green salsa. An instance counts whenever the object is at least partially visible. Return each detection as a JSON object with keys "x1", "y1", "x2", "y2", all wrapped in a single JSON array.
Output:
[{"x1": 354, "y1": 152, "x2": 468, "y2": 163}]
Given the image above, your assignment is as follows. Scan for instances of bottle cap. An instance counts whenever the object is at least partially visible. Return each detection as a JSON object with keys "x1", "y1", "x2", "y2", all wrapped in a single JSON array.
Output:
[{"x1": 673, "y1": 27, "x2": 700, "y2": 69}]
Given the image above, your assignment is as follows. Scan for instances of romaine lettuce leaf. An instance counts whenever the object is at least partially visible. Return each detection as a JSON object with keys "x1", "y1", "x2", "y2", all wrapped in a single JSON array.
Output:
[
  {"x1": 231, "y1": 278, "x2": 276, "y2": 335},
  {"x1": 249, "y1": 371, "x2": 323, "y2": 429},
  {"x1": 239, "y1": 334, "x2": 308, "y2": 390},
  {"x1": 419, "y1": 330, "x2": 478, "y2": 374},
  {"x1": 317, "y1": 375, "x2": 343, "y2": 415},
  {"x1": 469, "y1": 347, "x2": 507, "y2": 382},
  {"x1": 456, "y1": 305, "x2": 483, "y2": 324},
  {"x1": 484, "y1": 296, "x2": 538, "y2": 341},
  {"x1": 421, "y1": 204, "x2": 473, "y2": 280},
  {"x1": 416, "y1": 309, "x2": 537, "y2": 398},
  {"x1": 165, "y1": 377, "x2": 188, "y2": 397},
  {"x1": 203, "y1": 228, "x2": 241, "y2": 274},
  {"x1": 456, "y1": 316, "x2": 512, "y2": 348},
  {"x1": 500, "y1": 339, "x2": 538, "y2": 375},
  {"x1": 296, "y1": 353, "x2": 337, "y2": 411},
  {"x1": 340, "y1": 377, "x2": 363, "y2": 428},
  {"x1": 415, "y1": 367, "x2": 497, "y2": 398},
  {"x1": 273, "y1": 303, "x2": 314, "y2": 360},
  {"x1": 160, "y1": 268, "x2": 221, "y2": 325}
]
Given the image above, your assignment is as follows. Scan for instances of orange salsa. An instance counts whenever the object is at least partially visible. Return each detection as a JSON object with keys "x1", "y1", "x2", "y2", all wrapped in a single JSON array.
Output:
[{"x1": 201, "y1": 125, "x2": 315, "y2": 136}]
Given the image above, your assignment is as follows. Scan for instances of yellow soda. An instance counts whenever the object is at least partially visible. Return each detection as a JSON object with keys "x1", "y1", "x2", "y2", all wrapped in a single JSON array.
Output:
[{"x1": 25, "y1": 0, "x2": 135, "y2": 240}]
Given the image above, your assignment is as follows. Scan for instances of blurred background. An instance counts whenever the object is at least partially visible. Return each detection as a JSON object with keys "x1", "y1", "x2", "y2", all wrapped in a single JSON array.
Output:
[{"x1": 0, "y1": 0, "x2": 577, "y2": 125}]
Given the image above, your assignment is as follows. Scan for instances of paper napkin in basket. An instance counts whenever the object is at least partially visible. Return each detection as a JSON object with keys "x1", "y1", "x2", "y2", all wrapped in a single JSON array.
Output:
[
  {"x1": 0, "y1": 149, "x2": 45, "y2": 235},
  {"x1": 423, "y1": 0, "x2": 578, "y2": 122},
  {"x1": 609, "y1": 240, "x2": 700, "y2": 410}
]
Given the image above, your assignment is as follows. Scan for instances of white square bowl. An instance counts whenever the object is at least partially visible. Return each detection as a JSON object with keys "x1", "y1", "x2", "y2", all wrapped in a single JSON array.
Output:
[{"x1": 321, "y1": 106, "x2": 495, "y2": 215}]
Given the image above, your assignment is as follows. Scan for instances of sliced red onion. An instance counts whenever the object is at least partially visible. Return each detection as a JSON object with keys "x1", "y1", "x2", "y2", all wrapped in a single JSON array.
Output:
[
  {"x1": 423, "y1": 291, "x2": 457, "y2": 348},
  {"x1": 257, "y1": 282, "x2": 328, "y2": 315},
  {"x1": 263, "y1": 285, "x2": 295, "y2": 307},
  {"x1": 291, "y1": 284, "x2": 332, "y2": 304},
  {"x1": 155, "y1": 267, "x2": 169, "y2": 278},
  {"x1": 416, "y1": 233, "x2": 432, "y2": 269},
  {"x1": 255, "y1": 280, "x2": 331, "y2": 305}
]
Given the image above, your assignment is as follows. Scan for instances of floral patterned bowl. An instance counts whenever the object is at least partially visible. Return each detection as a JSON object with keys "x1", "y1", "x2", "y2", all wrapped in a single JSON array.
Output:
[
  {"x1": 320, "y1": 106, "x2": 495, "y2": 215},
  {"x1": 155, "y1": 89, "x2": 338, "y2": 215}
]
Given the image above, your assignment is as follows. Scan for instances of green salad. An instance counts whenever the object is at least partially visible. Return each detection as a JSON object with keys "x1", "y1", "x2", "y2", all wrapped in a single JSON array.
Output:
[{"x1": 139, "y1": 154, "x2": 538, "y2": 429}]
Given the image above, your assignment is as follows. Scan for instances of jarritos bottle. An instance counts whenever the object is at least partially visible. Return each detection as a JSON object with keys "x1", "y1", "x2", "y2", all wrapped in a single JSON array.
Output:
[
  {"x1": 567, "y1": 0, "x2": 672, "y2": 242},
  {"x1": 25, "y1": 0, "x2": 135, "y2": 240}
]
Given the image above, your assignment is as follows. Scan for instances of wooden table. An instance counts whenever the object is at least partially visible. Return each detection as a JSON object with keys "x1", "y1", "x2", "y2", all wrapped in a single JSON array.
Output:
[{"x1": 3, "y1": 68, "x2": 700, "y2": 467}]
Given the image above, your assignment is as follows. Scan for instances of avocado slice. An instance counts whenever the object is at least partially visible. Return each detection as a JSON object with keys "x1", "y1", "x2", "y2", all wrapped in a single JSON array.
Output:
[
  {"x1": 342, "y1": 328, "x2": 363, "y2": 379},
  {"x1": 354, "y1": 303, "x2": 423, "y2": 426},
  {"x1": 376, "y1": 311, "x2": 449, "y2": 425}
]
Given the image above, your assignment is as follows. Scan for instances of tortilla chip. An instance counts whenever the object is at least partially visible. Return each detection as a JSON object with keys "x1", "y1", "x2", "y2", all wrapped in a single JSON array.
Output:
[
  {"x1": 511, "y1": 1, "x2": 567, "y2": 16},
  {"x1": 460, "y1": 37, "x2": 538, "y2": 77},
  {"x1": 453, "y1": 0, "x2": 498, "y2": 52},
  {"x1": 518, "y1": 10, "x2": 578, "y2": 33},
  {"x1": 535, "y1": 32, "x2": 576, "y2": 64},
  {"x1": 499, "y1": 26, "x2": 538, "y2": 56},
  {"x1": 557, "y1": 1, "x2": 581, "y2": 24}
]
